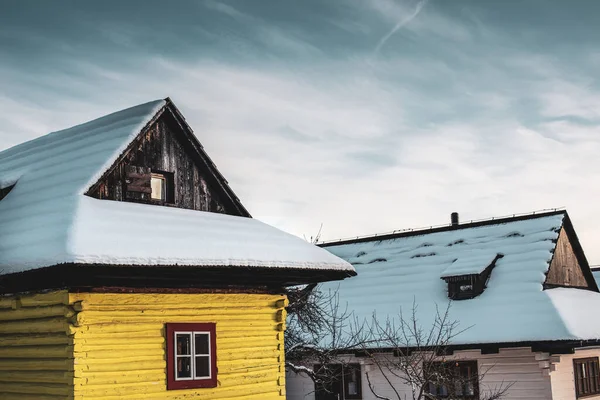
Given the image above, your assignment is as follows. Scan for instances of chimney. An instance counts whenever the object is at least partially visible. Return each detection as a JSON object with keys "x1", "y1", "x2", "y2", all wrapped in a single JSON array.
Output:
[{"x1": 451, "y1": 212, "x2": 459, "y2": 227}]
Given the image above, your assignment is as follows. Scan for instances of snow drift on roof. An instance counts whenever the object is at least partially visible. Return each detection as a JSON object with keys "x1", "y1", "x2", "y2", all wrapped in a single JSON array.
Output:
[
  {"x1": 320, "y1": 213, "x2": 600, "y2": 345},
  {"x1": 440, "y1": 252, "x2": 500, "y2": 278},
  {"x1": 0, "y1": 100, "x2": 353, "y2": 275},
  {"x1": 66, "y1": 196, "x2": 350, "y2": 270}
]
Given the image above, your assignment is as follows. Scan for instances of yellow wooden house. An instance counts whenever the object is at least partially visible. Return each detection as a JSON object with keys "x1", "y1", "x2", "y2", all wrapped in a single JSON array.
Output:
[{"x1": 0, "y1": 98, "x2": 355, "y2": 399}]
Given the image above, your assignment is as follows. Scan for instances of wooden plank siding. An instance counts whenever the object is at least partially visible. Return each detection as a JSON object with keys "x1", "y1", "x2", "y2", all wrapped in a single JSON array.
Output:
[
  {"x1": 0, "y1": 290, "x2": 74, "y2": 399},
  {"x1": 545, "y1": 228, "x2": 589, "y2": 289},
  {"x1": 287, "y1": 348, "x2": 554, "y2": 400},
  {"x1": 550, "y1": 348, "x2": 600, "y2": 400},
  {"x1": 69, "y1": 292, "x2": 288, "y2": 399},
  {"x1": 87, "y1": 114, "x2": 237, "y2": 215}
]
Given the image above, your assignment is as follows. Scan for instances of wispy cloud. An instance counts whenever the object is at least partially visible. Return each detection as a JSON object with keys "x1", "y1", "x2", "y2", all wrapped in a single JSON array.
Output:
[
  {"x1": 2, "y1": 0, "x2": 600, "y2": 261},
  {"x1": 374, "y1": 0, "x2": 428, "y2": 53}
]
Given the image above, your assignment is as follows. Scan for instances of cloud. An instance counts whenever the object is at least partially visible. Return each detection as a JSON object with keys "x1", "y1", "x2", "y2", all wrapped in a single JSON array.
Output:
[
  {"x1": 2, "y1": 0, "x2": 600, "y2": 262},
  {"x1": 374, "y1": 0, "x2": 428, "y2": 53}
]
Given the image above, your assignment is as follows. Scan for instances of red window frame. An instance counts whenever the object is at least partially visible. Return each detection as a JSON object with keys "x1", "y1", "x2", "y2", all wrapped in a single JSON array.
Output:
[{"x1": 166, "y1": 323, "x2": 217, "y2": 390}]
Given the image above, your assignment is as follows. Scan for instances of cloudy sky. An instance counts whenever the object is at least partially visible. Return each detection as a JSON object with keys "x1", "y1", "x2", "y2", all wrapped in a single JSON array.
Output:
[{"x1": 2, "y1": 0, "x2": 600, "y2": 261}]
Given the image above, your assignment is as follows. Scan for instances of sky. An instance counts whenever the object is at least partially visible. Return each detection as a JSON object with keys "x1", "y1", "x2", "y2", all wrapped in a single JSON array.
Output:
[{"x1": 1, "y1": 0, "x2": 600, "y2": 261}]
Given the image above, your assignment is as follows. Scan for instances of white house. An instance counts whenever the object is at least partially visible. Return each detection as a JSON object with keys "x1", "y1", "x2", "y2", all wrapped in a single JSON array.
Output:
[{"x1": 287, "y1": 210, "x2": 600, "y2": 400}]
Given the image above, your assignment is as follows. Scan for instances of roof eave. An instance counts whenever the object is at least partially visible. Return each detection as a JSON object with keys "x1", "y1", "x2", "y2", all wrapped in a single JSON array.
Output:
[{"x1": 0, "y1": 263, "x2": 356, "y2": 294}]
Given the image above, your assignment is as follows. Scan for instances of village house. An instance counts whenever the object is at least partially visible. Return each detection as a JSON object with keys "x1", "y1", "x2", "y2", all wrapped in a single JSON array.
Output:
[
  {"x1": 287, "y1": 210, "x2": 600, "y2": 400},
  {"x1": 0, "y1": 98, "x2": 356, "y2": 399}
]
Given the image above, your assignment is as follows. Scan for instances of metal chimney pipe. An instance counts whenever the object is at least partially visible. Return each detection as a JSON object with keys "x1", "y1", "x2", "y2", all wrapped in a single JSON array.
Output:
[{"x1": 451, "y1": 212, "x2": 459, "y2": 227}]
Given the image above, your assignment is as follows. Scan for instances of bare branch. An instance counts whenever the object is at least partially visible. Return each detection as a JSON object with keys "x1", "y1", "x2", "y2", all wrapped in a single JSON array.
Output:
[{"x1": 285, "y1": 285, "x2": 512, "y2": 400}]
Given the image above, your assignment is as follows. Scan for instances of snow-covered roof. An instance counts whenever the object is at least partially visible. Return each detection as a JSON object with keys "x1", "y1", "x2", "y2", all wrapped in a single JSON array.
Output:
[
  {"x1": 320, "y1": 212, "x2": 600, "y2": 346},
  {"x1": 0, "y1": 99, "x2": 353, "y2": 275}
]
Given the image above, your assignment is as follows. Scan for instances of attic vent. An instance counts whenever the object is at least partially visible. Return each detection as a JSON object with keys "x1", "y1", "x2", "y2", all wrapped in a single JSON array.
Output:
[
  {"x1": 355, "y1": 251, "x2": 367, "y2": 258},
  {"x1": 440, "y1": 254, "x2": 504, "y2": 300},
  {"x1": 368, "y1": 258, "x2": 387, "y2": 264},
  {"x1": 446, "y1": 239, "x2": 465, "y2": 247},
  {"x1": 411, "y1": 252, "x2": 437, "y2": 259},
  {"x1": 418, "y1": 242, "x2": 434, "y2": 248},
  {"x1": 505, "y1": 232, "x2": 524, "y2": 238}
]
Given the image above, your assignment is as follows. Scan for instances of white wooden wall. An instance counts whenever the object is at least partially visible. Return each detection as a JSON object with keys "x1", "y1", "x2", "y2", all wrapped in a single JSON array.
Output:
[
  {"x1": 287, "y1": 347, "x2": 554, "y2": 400},
  {"x1": 550, "y1": 347, "x2": 600, "y2": 400}
]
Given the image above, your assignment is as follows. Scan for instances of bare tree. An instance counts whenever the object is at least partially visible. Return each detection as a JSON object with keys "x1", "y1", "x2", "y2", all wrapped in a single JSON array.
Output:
[
  {"x1": 287, "y1": 227, "x2": 510, "y2": 399},
  {"x1": 286, "y1": 225, "x2": 375, "y2": 388},
  {"x1": 285, "y1": 284, "x2": 373, "y2": 387},
  {"x1": 360, "y1": 301, "x2": 513, "y2": 400}
]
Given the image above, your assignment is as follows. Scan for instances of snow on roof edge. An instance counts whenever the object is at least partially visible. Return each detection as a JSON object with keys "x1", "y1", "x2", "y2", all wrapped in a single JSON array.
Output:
[
  {"x1": 77, "y1": 99, "x2": 167, "y2": 195},
  {"x1": 0, "y1": 98, "x2": 355, "y2": 277},
  {"x1": 319, "y1": 209, "x2": 567, "y2": 247}
]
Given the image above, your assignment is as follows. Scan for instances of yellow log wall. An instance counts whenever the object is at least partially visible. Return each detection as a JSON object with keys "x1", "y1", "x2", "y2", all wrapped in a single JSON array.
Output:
[
  {"x1": 0, "y1": 290, "x2": 75, "y2": 399},
  {"x1": 69, "y1": 292, "x2": 288, "y2": 400}
]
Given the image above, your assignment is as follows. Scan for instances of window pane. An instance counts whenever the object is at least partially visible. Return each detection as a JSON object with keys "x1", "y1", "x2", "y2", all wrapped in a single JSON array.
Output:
[
  {"x1": 195, "y1": 333, "x2": 210, "y2": 355},
  {"x1": 195, "y1": 356, "x2": 210, "y2": 378},
  {"x1": 465, "y1": 381, "x2": 475, "y2": 396},
  {"x1": 177, "y1": 356, "x2": 192, "y2": 379},
  {"x1": 427, "y1": 361, "x2": 478, "y2": 399},
  {"x1": 454, "y1": 380, "x2": 464, "y2": 396},
  {"x1": 347, "y1": 373, "x2": 358, "y2": 395},
  {"x1": 151, "y1": 175, "x2": 164, "y2": 200},
  {"x1": 573, "y1": 359, "x2": 600, "y2": 397},
  {"x1": 344, "y1": 364, "x2": 361, "y2": 397},
  {"x1": 439, "y1": 384, "x2": 448, "y2": 396},
  {"x1": 176, "y1": 333, "x2": 191, "y2": 355}
]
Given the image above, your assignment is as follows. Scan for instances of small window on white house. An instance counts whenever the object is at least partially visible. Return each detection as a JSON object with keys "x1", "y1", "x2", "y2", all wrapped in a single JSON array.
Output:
[
  {"x1": 151, "y1": 173, "x2": 166, "y2": 200},
  {"x1": 315, "y1": 364, "x2": 362, "y2": 400},
  {"x1": 574, "y1": 357, "x2": 600, "y2": 398}
]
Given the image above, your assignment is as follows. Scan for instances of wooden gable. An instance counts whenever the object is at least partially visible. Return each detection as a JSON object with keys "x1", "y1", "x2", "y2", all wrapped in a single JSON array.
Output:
[
  {"x1": 86, "y1": 100, "x2": 250, "y2": 217},
  {"x1": 545, "y1": 222, "x2": 597, "y2": 290}
]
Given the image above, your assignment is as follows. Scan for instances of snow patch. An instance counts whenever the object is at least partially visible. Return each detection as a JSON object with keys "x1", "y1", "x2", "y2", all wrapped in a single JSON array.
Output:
[{"x1": 440, "y1": 252, "x2": 500, "y2": 278}]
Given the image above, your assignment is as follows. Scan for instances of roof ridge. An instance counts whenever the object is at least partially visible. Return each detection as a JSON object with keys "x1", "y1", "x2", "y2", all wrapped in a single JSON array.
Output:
[{"x1": 319, "y1": 208, "x2": 566, "y2": 247}]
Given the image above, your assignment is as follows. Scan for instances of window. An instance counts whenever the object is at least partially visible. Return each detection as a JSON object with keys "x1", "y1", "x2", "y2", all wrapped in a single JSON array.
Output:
[
  {"x1": 447, "y1": 276, "x2": 480, "y2": 300},
  {"x1": 151, "y1": 173, "x2": 166, "y2": 200},
  {"x1": 574, "y1": 357, "x2": 600, "y2": 398},
  {"x1": 315, "y1": 364, "x2": 362, "y2": 400},
  {"x1": 442, "y1": 254, "x2": 503, "y2": 300},
  {"x1": 344, "y1": 364, "x2": 362, "y2": 399},
  {"x1": 149, "y1": 171, "x2": 174, "y2": 202},
  {"x1": 426, "y1": 361, "x2": 479, "y2": 399},
  {"x1": 166, "y1": 323, "x2": 217, "y2": 390}
]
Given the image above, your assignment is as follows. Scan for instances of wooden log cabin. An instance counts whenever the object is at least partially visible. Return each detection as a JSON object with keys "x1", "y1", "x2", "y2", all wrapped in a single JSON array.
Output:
[
  {"x1": 287, "y1": 211, "x2": 600, "y2": 400},
  {"x1": 0, "y1": 98, "x2": 356, "y2": 399}
]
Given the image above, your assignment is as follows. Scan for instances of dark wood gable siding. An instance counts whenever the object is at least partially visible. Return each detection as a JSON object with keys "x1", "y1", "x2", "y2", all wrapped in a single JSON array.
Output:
[
  {"x1": 545, "y1": 227, "x2": 589, "y2": 289},
  {"x1": 87, "y1": 110, "x2": 246, "y2": 216}
]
